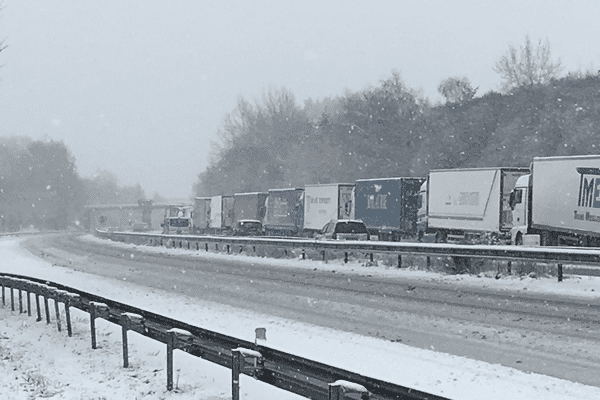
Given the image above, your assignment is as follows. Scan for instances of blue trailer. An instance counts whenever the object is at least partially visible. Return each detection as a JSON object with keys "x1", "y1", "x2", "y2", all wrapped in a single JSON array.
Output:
[{"x1": 354, "y1": 177, "x2": 425, "y2": 241}]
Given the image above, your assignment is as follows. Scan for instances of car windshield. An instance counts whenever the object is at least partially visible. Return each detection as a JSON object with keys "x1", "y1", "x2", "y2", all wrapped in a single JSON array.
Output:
[{"x1": 335, "y1": 221, "x2": 367, "y2": 234}]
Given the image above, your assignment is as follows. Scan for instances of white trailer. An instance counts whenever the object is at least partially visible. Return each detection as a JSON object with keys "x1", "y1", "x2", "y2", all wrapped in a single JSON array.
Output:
[
  {"x1": 209, "y1": 195, "x2": 233, "y2": 233},
  {"x1": 418, "y1": 167, "x2": 528, "y2": 243},
  {"x1": 304, "y1": 183, "x2": 354, "y2": 233},
  {"x1": 510, "y1": 154, "x2": 600, "y2": 246}
]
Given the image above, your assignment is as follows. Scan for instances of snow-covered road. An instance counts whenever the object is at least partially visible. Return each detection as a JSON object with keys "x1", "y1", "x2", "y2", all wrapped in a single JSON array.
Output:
[{"x1": 1, "y1": 235, "x2": 600, "y2": 399}]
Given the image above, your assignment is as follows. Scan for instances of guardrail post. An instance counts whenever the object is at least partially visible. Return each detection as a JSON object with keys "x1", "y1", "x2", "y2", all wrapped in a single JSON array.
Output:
[
  {"x1": 232, "y1": 349, "x2": 241, "y2": 400},
  {"x1": 302, "y1": 249, "x2": 305, "y2": 260},
  {"x1": 10, "y1": 282, "x2": 15, "y2": 311},
  {"x1": 507, "y1": 261, "x2": 512, "y2": 275},
  {"x1": 397, "y1": 255, "x2": 402, "y2": 269},
  {"x1": 558, "y1": 264, "x2": 563, "y2": 282},
  {"x1": 90, "y1": 302, "x2": 109, "y2": 349},
  {"x1": 57, "y1": 291, "x2": 79, "y2": 337},
  {"x1": 369, "y1": 253, "x2": 374, "y2": 263},
  {"x1": 344, "y1": 252, "x2": 348, "y2": 263},
  {"x1": 43, "y1": 286, "x2": 51, "y2": 324},
  {"x1": 35, "y1": 286, "x2": 42, "y2": 321},
  {"x1": 25, "y1": 283, "x2": 31, "y2": 317},
  {"x1": 18, "y1": 284, "x2": 23, "y2": 314},
  {"x1": 321, "y1": 250, "x2": 326, "y2": 262},
  {"x1": 205, "y1": 243, "x2": 209, "y2": 252},
  {"x1": 120, "y1": 313, "x2": 144, "y2": 368},
  {"x1": 329, "y1": 380, "x2": 370, "y2": 400},
  {"x1": 52, "y1": 289, "x2": 62, "y2": 332},
  {"x1": 166, "y1": 328, "x2": 192, "y2": 391},
  {"x1": 1, "y1": 276, "x2": 5, "y2": 307},
  {"x1": 231, "y1": 348, "x2": 263, "y2": 400},
  {"x1": 426, "y1": 256, "x2": 431, "y2": 270}
]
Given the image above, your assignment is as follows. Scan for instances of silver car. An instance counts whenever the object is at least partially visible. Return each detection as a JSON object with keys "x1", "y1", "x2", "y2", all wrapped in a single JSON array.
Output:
[{"x1": 316, "y1": 219, "x2": 370, "y2": 241}]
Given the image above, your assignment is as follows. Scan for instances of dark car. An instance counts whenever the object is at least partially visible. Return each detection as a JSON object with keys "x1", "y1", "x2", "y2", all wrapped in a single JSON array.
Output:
[
  {"x1": 233, "y1": 219, "x2": 264, "y2": 236},
  {"x1": 316, "y1": 219, "x2": 370, "y2": 241}
]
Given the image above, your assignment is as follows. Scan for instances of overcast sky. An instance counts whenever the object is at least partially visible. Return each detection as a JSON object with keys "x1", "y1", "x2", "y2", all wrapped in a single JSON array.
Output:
[{"x1": 1, "y1": 1, "x2": 599, "y2": 200}]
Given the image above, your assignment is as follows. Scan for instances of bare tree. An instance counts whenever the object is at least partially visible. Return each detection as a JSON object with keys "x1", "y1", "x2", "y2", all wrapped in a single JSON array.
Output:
[
  {"x1": 494, "y1": 35, "x2": 562, "y2": 92},
  {"x1": 437, "y1": 77, "x2": 477, "y2": 104}
]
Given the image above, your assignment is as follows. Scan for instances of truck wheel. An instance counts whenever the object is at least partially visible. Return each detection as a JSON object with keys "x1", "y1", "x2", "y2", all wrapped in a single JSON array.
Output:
[{"x1": 435, "y1": 231, "x2": 447, "y2": 243}]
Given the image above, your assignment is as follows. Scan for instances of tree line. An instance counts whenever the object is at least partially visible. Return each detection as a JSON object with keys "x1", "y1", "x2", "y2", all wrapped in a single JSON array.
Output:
[
  {"x1": 0, "y1": 137, "x2": 148, "y2": 231},
  {"x1": 194, "y1": 36, "x2": 596, "y2": 197}
]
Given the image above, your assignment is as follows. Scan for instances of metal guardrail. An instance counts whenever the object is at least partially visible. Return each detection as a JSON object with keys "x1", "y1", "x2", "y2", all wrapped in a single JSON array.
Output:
[
  {"x1": 98, "y1": 229, "x2": 600, "y2": 268},
  {"x1": 0, "y1": 273, "x2": 451, "y2": 400}
]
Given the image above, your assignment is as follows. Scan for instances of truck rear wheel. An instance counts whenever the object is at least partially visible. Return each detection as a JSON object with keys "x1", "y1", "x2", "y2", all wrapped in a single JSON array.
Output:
[{"x1": 435, "y1": 230, "x2": 447, "y2": 243}]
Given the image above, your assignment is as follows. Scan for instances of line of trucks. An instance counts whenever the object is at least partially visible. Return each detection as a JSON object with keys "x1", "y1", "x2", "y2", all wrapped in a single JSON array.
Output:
[{"x1": 164, "y1": 155, "x2": 600, "y2": 247}]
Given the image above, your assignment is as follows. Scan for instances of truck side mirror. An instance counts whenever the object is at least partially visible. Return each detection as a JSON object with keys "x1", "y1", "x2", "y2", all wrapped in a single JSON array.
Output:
[{"x1": 509, "y1": 191, "x2": 516, "y2": 210}]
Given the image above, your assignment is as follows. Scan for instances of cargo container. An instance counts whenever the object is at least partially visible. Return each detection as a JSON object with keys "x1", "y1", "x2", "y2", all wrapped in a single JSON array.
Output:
[
  {"x1": 264, "y1": 188, "x2": 304, "y2": 236},
  {"x1": 304, "y1": 183, "x2": 354, "y2": 234},
  {"x1": 193, "y1": 197, "x2": 211, "y2": 233},
  {"x1": 233, "y1": 192, "x2": 268, "y2": 224},
  {"x1": 418, "y1": 167, "x2": 528, "y2": 243},
  {"x1": 510, "y1": 155, "x2": 600, "y2": 246},
  {"x1": 354, "y1": 177, "x2": 424, "y2": 241},
  {"x1": 209, "y1": 195, "x2": 234, "y2": 234}
]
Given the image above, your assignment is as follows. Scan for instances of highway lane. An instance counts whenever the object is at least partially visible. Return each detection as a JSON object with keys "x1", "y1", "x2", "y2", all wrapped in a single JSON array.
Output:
[{"x1": 21, "y1": 233, "x2": 600, "y2": 387}]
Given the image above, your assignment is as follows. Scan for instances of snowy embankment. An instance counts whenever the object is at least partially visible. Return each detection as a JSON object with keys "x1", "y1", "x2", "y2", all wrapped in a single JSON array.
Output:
[{"x1": 1, "y1": 235, "x2": 599, "y2": 400}]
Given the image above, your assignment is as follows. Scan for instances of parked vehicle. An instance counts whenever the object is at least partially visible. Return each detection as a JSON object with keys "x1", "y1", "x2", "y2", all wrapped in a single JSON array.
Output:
[
  {"x1": 233, "y1": 192, "x2": 268, "y2": 226},
  {"x1": 315, "y1": 219, "x2": 369, "y2": 241},
  {"x1": 162, "y1": 204, "x2": 193, "y2": 234},
  {"x1": 193, "y1": 197, "x2": 211, "y2": 233},
  {"x1": 418, "y1": 167, "x2": 529, "y2": 243},
  {"x1": 233, "y1": 219, "x2": 264, "y2": 236},
  {"x1": 304, "y1": 183, "x2": 354, "y2": 236},
  {"x1": 354, "y1": 177, "x2": 424, "y2": 241},
  {"x1": 510, "y1": 155, "x2": 600, "y2": 246},
  {"x1": 264, "y1": 188, "x2": 304, "y2": 236},
  {"x1": 209, "y1": 195, "x2": 234, "y2": 234}
]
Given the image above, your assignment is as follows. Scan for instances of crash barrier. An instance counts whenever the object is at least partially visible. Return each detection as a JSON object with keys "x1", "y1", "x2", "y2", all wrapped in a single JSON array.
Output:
[
  {"x1": 0, "y1": 273, "x2": 450, "y2": 400},
  {"x1": 97, "y1": 230, "x2": 600, "y2": 282}
]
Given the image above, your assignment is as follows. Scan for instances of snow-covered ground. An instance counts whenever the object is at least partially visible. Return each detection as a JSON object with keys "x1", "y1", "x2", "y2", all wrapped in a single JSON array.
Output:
[{"x1": 1, "y1": 235, "x2": 600, "y2": 400}]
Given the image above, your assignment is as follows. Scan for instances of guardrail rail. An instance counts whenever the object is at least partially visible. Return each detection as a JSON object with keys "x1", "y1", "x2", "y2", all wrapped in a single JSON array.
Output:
[
  {"x1": 98, "y1": 230, "x2": 600, "y2": 282},
  {"x1": 0, "y1": 273, "x2": 451, "y2": 400}
]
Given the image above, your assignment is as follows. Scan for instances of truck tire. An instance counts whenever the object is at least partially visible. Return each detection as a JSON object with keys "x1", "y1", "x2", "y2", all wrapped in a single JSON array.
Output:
[{"x1": 435, "y1": 230, "x2": 447, "y2": 243}]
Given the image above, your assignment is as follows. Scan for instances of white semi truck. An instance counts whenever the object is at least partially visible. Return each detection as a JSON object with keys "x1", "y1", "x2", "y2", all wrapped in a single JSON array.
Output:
[
  {"x1": 303, "y1": 183, "x2": 354, "y2": 235},
  {"x1": 509, "y1": 154, "x2": 600, "y2": 246},
  {"x1": 417, "y1": 167, "x2": 529, "y2": 243}
]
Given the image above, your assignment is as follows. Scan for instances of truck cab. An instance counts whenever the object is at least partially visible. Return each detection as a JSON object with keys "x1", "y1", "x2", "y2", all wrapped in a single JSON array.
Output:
[
  {"x1": 162, "y1": 205, "x2": 193, "y2": 234},
  {"x1": 509, "y1": 174, "x2": 529, "y2": 245},
  {"x1": 416, "y1": 180, "x2": 428, "y2": 242}
]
